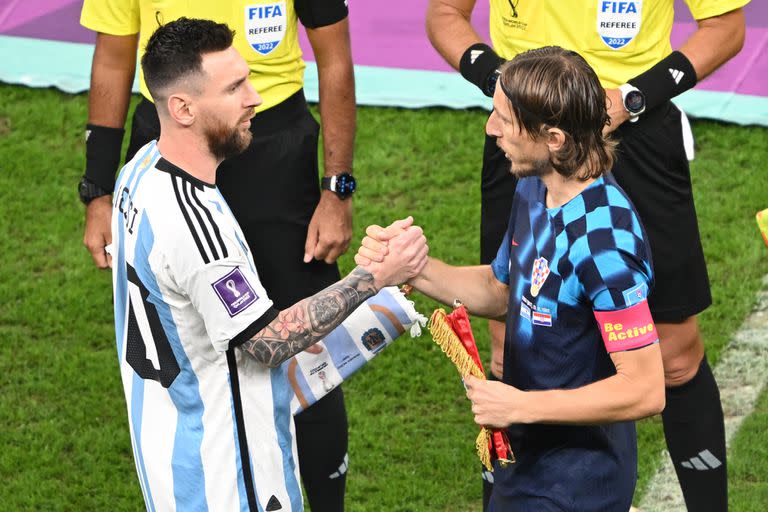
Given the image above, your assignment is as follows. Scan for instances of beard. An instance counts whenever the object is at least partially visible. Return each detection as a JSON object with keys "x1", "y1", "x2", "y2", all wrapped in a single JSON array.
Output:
[
  {"x1": 508, "y1": 156, "x2": 550, "y2": 178},
  {"x1": 204, "y1": 115, "x2": 253, "y2": 160}
]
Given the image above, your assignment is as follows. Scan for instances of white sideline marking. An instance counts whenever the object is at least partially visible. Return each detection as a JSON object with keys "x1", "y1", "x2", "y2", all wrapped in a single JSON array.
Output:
[{"x1": 639, "y1": 275, "x2": 768, "y2": 511}]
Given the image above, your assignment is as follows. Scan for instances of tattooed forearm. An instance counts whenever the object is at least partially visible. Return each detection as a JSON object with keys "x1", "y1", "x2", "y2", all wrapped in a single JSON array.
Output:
[{"x1": 240, "y1": 267, "x2": 378, "y2": 367}]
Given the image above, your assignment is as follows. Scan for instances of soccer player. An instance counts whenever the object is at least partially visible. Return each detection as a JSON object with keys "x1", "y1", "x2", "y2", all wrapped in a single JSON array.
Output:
[
  {"x1": 78, "y1": 1, "x2": 356, "y2": 507},
  {"x1": 427, "y1": 0, "x2": 747, "y2": 508},
  {"x1": 110, "y1": 18, "x2": 427, "y2": 511},
  {"x1": 358, "y1": 47, "x2": 664, "y2": 511}
]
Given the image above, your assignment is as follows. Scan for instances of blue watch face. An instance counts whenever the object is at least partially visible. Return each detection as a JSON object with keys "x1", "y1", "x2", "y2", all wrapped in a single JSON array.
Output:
[{"x1": 336, "y1": 173, "x2": 356, "y2": 197}]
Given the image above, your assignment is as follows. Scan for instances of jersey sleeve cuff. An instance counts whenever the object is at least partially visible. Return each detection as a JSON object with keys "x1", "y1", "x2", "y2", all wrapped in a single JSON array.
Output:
[{"x1": 228, "y1": 306, "x2": 279, "y2": 350}]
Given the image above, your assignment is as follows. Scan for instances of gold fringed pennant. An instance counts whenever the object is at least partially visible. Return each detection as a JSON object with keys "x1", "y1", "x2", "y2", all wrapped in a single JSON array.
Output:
[
  {"x1": 429, "y1": 309, "x2": 485, "y2": 380},
  {"x1": 428, "y1": 307, "x2": 513, "y2": 471}
]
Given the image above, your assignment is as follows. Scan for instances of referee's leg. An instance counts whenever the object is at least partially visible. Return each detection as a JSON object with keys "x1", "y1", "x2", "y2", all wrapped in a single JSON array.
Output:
[{"x1": 613, "y1": 103, "x2": 727, "y2": 512}]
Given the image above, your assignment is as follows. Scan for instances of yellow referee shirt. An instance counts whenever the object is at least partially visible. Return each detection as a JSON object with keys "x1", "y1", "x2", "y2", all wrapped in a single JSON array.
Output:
[
  {"x1": 81, "y1": 0, "x2": 305, "y2": 112},
  {"x1": 489, "y1": 0, "x2": 749, "y2": 88}
]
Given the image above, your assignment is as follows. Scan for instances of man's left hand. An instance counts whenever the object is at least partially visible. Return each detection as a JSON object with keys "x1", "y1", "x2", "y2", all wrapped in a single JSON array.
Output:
[
  {"x1": 465, "y1": 374, "x2": 527, "y2": 428},
  {"x1": 304, "y1": 191, "x2": 353, "y2": 264},
  {"x1": 604, "y1": 88, "x2": 630, "y2": 134}
]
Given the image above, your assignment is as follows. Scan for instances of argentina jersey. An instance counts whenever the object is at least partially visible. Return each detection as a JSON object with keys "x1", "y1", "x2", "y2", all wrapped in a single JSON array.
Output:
[
  {"x1": 489, "y1": 174, "x2": 654, "y2": 511},
  {"x1": 110, "y1": 141, "x2": 303, "y2": 512}
]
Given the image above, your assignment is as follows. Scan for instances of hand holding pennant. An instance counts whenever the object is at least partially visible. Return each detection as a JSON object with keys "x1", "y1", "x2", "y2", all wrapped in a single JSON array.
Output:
[{"x1": 428, "y1": 301, "x2": 514, "y2": 470}]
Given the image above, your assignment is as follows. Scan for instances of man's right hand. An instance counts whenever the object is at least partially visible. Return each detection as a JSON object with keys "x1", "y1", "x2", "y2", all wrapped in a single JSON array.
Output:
[
  {"x1": 83, "y1": 195, "x2": 113, "y2": 269},
  {"x1": 358, "y1": 217, "x2": 428, "y2": 289}
]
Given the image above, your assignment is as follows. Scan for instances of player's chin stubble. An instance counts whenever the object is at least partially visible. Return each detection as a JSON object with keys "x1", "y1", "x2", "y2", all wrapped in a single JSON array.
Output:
[{"x1": 205, "y1": 116, "x2": 253, "y2": 160}]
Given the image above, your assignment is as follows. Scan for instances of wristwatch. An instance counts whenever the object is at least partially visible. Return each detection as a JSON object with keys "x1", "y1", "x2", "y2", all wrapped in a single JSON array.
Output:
[
  {"x1": 321, "y1": 173, "x2": 357, "y2": 199},
  {"x1": 618, "y1": 83, "x2": 646, "y2": 123},
  {"x1": 485, "y1": 68, "x2": 502, "y2": 97},
  {"x1": 78, "y1": 176, "x2": 111, "y2": 204}
]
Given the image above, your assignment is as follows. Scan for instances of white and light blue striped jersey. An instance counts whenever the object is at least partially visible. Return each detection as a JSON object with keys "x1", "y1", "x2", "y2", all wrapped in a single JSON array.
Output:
[{"x1": 110, "y1": 141, "x2": 303, "y2": 512}]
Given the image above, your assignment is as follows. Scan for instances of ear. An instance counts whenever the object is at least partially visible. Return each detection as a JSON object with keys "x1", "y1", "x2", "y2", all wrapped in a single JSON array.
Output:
[
  {"x1": 167, "y1": 94, "x2": 195, "y2": 127},
  {"x1": 545, "y1": 127, "x2": 566, "y2": 153}
]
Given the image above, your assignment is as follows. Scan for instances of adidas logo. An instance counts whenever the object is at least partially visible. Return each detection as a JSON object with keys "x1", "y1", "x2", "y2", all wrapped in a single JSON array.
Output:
[
  {"x1": 669, "y1": 68, "x2": 684, "y2": 84},
  {"x1": 265, "y1": 495, "x2": 282, "y2": 511},
  {"x1": 470, "y1": 50, "x2": 484, "y2": 65},
  {"x1": 679, "y1": 449, "x2": 722, "y2": 470},
  {"x1": 329, "y1": 453, "x2": 349, "y2": 479}
]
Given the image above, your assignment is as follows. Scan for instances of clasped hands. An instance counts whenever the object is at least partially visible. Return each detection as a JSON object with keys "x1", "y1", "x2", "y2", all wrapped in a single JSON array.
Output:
[
  {"x1": 355, "y1": 218, "x2": 527, "y2": 429},
  {"x1": 354, "y1": 216, "x2": 428, "y2": 290}
]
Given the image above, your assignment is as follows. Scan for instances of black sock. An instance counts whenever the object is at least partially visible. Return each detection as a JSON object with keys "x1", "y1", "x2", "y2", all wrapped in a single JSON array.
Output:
[{"x1": 662, "y1": 357, "x2": 728, "y2": 511}]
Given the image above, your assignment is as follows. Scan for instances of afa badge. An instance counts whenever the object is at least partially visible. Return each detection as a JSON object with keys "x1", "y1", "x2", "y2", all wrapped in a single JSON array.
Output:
[
  {"x1": 245, "y1": 2, "x2": 287, "y2": 55},
  {"x1": 361, "y1": 328, "x2": 386, "y2": 353},
  {"x1": 530, "y1": 257, "x2": 550, "y2": 297},
  {"x1": 596, "y1": 0, "x2": 643, "y2": 50}
]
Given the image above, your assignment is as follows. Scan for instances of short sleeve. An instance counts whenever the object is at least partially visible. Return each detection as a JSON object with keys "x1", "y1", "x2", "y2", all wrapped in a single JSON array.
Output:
[
  {"x1": 81, "y1": 0, "x2": 141, "y2": 35},
  {"x1": 491, "y1": 231, "x2": 511, "y2": 284},
  {"x1": 294, "y1": 0, "x2": 349, "y2": 29},
  {"x1": 181, "y1": 259, "x2": 277, "y2": 352},
  {"x1": 683, "y1": 0, "x2": 750, "y2": 21},
  {"x1": 577, "y1": 246, "x2": 652, "y2": 312}
]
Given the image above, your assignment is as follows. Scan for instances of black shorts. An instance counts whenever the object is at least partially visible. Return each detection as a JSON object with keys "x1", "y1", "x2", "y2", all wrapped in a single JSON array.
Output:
[{"x1": 479, "y1": 101, "x2": 711, "y2": 322}]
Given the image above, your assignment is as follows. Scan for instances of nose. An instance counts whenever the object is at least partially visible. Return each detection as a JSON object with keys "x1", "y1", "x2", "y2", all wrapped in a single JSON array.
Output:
[
  {"x1": 486, "y1": 110, "x2": 501, "y2": 138},
  {"x1": 245, "y1": 81, "x2": 262, "y2": 109}
]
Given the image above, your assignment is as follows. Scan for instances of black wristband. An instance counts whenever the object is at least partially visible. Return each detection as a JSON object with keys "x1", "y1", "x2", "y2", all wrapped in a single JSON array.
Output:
[
  {"x1": 459, "y1": 43, "x2": 505, "y2": 97},
  {"x1": 628, "y1": 51, "x2": 697, "y2": 112},
  {"x1": 84, "y1": 124, "x2": 125, "y2": 193}
]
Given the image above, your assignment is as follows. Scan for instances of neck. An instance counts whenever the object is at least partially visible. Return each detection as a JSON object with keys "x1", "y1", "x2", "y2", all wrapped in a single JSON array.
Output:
[
  {"x1": 540, "y1": 167, "x2": 597, "y2": 209},
  {"x1": 156, "y1": 125, "x2": 221, "y2": 185}
]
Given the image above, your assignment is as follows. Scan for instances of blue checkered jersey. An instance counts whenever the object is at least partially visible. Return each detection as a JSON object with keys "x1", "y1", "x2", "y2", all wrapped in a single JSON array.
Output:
[{"x1": 489, "y1": 174, "x2": 653, "y2": 511}]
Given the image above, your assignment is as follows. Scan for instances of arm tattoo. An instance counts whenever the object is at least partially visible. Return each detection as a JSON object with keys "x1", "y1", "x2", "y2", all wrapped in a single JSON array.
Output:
[{"x1": 240, "y1": 267, "x2": 378, "y2": 367}]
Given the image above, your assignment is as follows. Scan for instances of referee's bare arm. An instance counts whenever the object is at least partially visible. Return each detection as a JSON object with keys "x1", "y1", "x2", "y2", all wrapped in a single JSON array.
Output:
[
  {"x1": 426, "y1": 0, "x2": 483, "y2": 70},
  {"x1": 240, "y1": 228, "x2": 428, "y2": 367},
  {"x1": 83, "y1": 33, "x2": 138, "y2": 268}
]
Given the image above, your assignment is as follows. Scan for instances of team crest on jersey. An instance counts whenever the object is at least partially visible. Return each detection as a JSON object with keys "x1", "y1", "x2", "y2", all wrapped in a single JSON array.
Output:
[
  {"x1": 596, "y1": 0, "x2": 642, "y2": 50},
  {"x1": 212, "y1": 268, "x2": 258, "y2": 317},
  {"x1": 530, "y1": 257, "x2": 550, "y2": 297},
  {"x1": 245, "y1": 2, "x2": 286, "y2": 55}
]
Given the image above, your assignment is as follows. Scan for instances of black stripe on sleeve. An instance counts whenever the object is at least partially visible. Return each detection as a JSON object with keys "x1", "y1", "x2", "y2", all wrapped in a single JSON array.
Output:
[
  {"x1": 228, "y1": 306, "x2": 279, "y2": 350},
  {"x1": 182, "y1": 181, "x2": 220, "y2": 261},
  {"x1": 191, "y1": 186, "x2": 228, "y2": 259},
  {"x1": 226, "y1": 349, "x2": 260, "y2": 511},
  {"x1": 171, "y1": 175, "x2": 210, "y2": 264}
]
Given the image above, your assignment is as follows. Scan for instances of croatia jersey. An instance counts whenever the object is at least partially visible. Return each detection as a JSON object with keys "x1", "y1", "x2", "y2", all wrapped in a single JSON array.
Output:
[
  {"x1": 490, "y1": 175, "x2": 656, "y2": 511},
  {"x1": 110, "y1": 141, "x2": 302, "y2": 512}
]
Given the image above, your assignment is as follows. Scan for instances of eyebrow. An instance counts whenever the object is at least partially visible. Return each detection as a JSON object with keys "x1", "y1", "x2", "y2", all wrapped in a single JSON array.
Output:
[{"x1": 225, "y1": 75, "x2": 248, "y2": 91}]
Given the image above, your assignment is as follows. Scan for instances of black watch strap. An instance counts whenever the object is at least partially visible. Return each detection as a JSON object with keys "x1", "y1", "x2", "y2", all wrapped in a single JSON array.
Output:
[{"x1": 79, "y1": 176, "x2": 111, "y2": 205}]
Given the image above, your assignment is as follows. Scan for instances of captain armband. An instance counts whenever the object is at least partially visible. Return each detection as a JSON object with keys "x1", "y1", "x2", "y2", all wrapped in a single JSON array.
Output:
[
  {"x1": 594, "y1": 299, "x2": 658, "y2": 353},
  {"x1": 294, "y1": 0, "x2": 349, "y2": 29},
  {"x1": 628, "y1": 51, "x2": 697, "y2": 112}
]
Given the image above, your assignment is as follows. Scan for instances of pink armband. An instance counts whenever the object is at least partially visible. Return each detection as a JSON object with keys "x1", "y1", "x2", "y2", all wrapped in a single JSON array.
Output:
[{"x1": 594, "y1": 300, "x2": 658, "y2": 353}]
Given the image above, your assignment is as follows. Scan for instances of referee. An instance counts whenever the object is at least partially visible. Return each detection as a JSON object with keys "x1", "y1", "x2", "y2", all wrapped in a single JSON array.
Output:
[
  {"x1": 78, "y1": 1, "x2": 356, "y2": 510},
  {"x1": 427, "y1": 0, "x2": 748, "y2": 509}
]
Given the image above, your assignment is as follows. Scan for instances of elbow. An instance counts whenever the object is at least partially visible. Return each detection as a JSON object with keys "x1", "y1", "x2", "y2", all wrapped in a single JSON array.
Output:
[
  {"x1": 642, "y1": 385, "x2": 666, "y2": 417},
  {"x1": 635, "y1": 375, "x2": 666, "y2": 418}
]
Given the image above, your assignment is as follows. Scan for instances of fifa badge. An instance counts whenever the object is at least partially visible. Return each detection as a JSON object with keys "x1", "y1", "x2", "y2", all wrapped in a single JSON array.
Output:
[{"x1": 530, "y1": 257, "x2": 550, "y2": 297}]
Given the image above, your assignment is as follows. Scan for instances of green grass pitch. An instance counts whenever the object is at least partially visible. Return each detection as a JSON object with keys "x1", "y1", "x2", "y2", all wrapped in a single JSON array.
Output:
[{"x1": 1, "y1": 83, "x2": 766, "y2": 510}]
